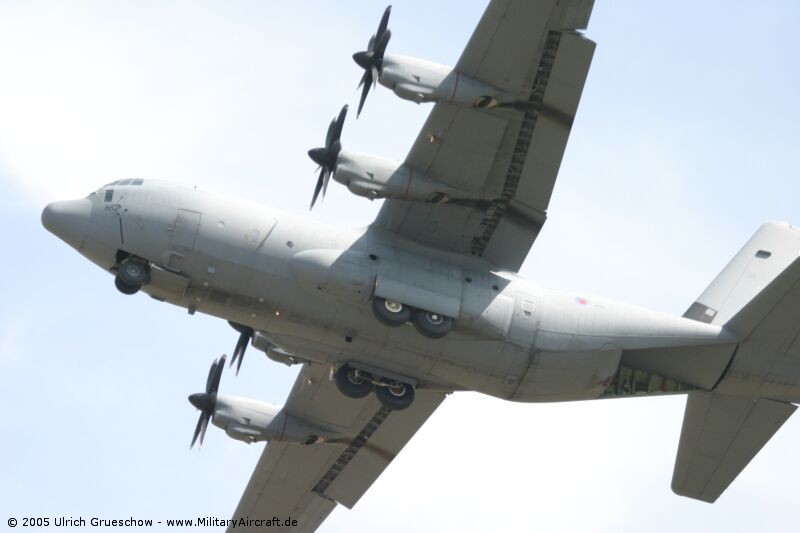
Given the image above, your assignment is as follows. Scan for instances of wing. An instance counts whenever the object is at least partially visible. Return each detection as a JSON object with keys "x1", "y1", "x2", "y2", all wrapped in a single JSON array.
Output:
[
  {"x1": 228, "y1": 363, "x2": 447, "y2": 532},
  {"x1": 373, "y1": 0, "x2": 596, "y2": 271},
  {"x1": 672, "y1": 392, "x2": 796, "y2": 503}
]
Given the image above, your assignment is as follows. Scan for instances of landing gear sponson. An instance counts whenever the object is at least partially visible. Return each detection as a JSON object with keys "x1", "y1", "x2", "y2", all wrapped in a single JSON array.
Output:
[
  {"x1": 372, "y1": 297, "x2": 453, "y2": 339},
  {"x1": 334, "y1": 364, "x2": 416, "y2": 411}
]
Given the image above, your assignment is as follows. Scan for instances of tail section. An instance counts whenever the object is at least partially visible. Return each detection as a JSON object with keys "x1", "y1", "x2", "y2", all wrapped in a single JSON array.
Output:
[
  {"x1": 673, "y1": 222, "x2": 800, "y2": 502},
  {"x1": 683, "y1": 221, "x2": 800, "y2": 327}
]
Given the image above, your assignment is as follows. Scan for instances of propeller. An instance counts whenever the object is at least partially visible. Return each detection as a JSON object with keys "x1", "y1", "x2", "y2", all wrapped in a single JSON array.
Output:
[
  {"x1": 307, "y1": 105, "x2": 348, "y2": 209},
  {"x1": 228, "y1": 321, "x2": 254, "y2": 375},
  {"x1": 189, "y1": 354, "x2": 226, "y2": 449},
  {"x1": 353, "y1": 5, "x2": 392, "y2": 117}
]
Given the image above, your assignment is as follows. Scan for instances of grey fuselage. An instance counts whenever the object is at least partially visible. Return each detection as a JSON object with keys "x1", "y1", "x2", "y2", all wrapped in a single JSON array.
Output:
[{"x1": 46, "y1": 181, "x2": 733, "y2": 402}]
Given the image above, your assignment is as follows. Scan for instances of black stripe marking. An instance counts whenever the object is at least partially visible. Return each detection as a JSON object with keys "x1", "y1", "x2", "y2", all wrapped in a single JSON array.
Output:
[
  {"x1": 312, "y1": 406, "x2": 392, "y2": 497},
  {"x1": 470, "y1": 30, "x2": 562, "y2": 257}
]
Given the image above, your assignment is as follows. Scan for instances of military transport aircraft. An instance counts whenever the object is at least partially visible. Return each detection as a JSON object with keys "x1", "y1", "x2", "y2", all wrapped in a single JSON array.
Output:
[{"x1": 41, "y1": 1, "x2": 800, "y2": 531}]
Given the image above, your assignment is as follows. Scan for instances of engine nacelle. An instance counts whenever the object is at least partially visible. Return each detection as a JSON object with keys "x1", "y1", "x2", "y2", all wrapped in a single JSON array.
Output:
[
  {"x1": 212, "y1": 395, "x2": 333, "y2": 445},
  {"x1": 379, "y1": 54, "x2": 511, "y2": 108},
  {"x1": 251, "y1": 331, "x2": 301, "y2": 366},
  {"x1": 335, "y1": 151, "x2": 471, "y2": 204}
]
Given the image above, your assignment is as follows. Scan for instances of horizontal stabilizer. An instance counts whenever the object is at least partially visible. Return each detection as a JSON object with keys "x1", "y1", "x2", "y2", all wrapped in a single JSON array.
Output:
[{"x1": 672, "y1": 391, "x2": 796, "y2": 503}]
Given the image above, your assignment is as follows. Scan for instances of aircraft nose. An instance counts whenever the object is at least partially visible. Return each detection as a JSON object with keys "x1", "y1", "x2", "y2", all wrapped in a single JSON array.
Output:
[{"x1": 41, "y1": 199, "x2": 92, "y2": 249}]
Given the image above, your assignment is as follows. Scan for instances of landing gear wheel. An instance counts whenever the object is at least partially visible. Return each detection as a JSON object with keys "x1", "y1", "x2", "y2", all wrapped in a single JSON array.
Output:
[
  {"x1": 375, "y1": 380, "x2": 415, "y2": 411},
  {"x1": 372, "y1": 297, "x2": 411, "y2": 327},
  {"x1": 114, "y1": 276, "x2": 140, "y2": 295},
  {"x1": 335, "y1": 366, "x2": 374, "y2": 399},
  {"x1": 118, "y1": 259, "x2": 150, "y2": 287},
  {"x1": 411, "y1": 309, "x2": 453, "y2": 339}
]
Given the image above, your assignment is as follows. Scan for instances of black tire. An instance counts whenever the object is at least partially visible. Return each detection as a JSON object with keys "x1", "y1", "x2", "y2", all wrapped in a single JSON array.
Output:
[
  {"x1": 375, "y1": 380, "x2": 415, "y2": 411},
  {"x1": 115, "y1": 275, "x2": 140, "y2": 295},
  {"x1": 372, "y1": 297, "x2": 411, "y2": 327},
  {"x1": 334, "y1": 366, "x2": 374, "y2": 399},
  {"x1": 118, "y1": 259, "x2": 150, "y2": 287},
  {"x1": 411, "y1": 309, "x2": 453, "y2": 339}
]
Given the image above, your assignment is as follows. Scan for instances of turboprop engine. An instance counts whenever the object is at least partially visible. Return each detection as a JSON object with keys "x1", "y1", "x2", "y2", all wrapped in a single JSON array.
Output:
[
  {"x1": 188, "y1": 355, "x2": 333, "y2": 447},
  {"x1": 307, "y1": 105, "x2": 472, "y2": 208},
  {"x1": 353, "y1": 6, "x2": 513, "y2": 116}
]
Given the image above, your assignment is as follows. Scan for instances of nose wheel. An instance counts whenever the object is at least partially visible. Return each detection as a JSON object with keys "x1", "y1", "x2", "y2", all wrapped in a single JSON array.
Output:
[{"x1": 115, "y1": 257, "x2": 151, "y2": 295}]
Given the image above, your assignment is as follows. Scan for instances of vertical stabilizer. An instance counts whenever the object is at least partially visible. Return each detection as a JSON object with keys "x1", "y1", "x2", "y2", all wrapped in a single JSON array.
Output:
[{"x1": 684, "y1": 222, "x2": 800, "y2": 326}]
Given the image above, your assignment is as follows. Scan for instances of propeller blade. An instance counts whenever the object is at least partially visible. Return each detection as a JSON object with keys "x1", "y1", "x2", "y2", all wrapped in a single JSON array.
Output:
[
  {"x1": 190, "y1": 412, "x2": 207, "y2": 449},
  {"x1": 230, "y1": 331, "x2": 248, "y2": 372},
  {"x1": 371, "y1": 65, "x2": 379, "y2": 88},
  {"x1": 331, "y1": 106, "x2": 348, "y2": 144},
  {"x1": 325, "y1": 116, "x2": 338, "y2": 149},
  {"x1": 357, "y1": 73, "x2": 373, "y2": 118},
  {"x1": 367, "y1": 34, "x2": 376, "y2": 53},
  {"x1": 210, "y1": 354, "x2": 226, "y2": 394},
  {"x1": 374, "y1": 29, "x2": 392, "y2": 59},
  {"x1": 233, "y1": 331, "x2": 249, "y2": 375},
  {"x1": 357, "y1": 68, "x2": 369, "y2": 90},
  {"x1": 198, "y1": 413, "x2": 209, "y2": 447},
  {"x1": 310, "y1": 167, "x2": 325, "y2": 209},
  {"x1": 377, "y1": 5, "x2": 392, "y2": 42},
  {"x1": 204, "y1": 358, "x2": 217, "y2": 394},
  {"x1": 322, "y1": 168, "x2": 332, "y2": 199}
]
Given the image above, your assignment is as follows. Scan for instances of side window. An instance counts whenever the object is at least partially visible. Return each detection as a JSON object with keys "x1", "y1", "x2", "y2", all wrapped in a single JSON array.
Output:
[{"x1": 104, "y1": 189, "x2": 114, "y2": 202}]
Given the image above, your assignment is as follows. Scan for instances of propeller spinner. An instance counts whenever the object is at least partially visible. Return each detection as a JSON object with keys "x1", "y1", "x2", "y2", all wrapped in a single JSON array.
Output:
[
  {"x1": 353, "y1": 5, "x2": 392, "y2": 117},
  {"x1": 189, "y1": 354, "x2": 226, "y2": 449},
  {"x1": 307, "y1": 105, "x2": 348, "y2": 209}
]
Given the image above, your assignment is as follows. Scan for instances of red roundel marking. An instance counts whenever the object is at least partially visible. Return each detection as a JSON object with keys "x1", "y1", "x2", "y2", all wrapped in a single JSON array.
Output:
[{"x1": 575, "y1": 297, "x2": 588, "y2": 306}]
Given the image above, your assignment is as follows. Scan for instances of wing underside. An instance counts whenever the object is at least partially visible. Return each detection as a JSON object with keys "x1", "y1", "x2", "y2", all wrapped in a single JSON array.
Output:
[
  {"x1": 228, "y1": 364, "x2": 446, "y2": 532},
  {"x1": 374, "y1": 0, "x2": 596, "y2": 271}
]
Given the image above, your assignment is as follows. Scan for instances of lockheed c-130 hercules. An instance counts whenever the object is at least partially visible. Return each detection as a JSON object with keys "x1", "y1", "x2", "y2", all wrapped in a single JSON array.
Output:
[{"x1": 41, "y1": 1, "x2": 800, "y2": 531}]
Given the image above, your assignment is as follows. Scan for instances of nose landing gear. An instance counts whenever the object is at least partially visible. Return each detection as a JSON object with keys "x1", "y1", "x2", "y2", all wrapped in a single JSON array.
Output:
[{"x1": 114, "y1": 257, "x2": 151, "y2": 295}]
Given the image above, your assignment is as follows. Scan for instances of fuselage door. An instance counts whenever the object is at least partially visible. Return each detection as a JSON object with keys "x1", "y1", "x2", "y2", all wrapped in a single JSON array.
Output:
[{"x1": 168, "y1": 209, "x2": 201, "y2": 270}]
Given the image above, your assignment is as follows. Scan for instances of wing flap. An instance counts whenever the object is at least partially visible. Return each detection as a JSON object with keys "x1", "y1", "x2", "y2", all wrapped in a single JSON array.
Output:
[
  {"x1": 513, "y1": 31, "x2": 596, "y2": 217},
  {"x1": 456, "y1": 0, "x2": 594, "y2": 93},
  {"x1": 672, "y1": 392, "x2": 796, "y2": 503}
]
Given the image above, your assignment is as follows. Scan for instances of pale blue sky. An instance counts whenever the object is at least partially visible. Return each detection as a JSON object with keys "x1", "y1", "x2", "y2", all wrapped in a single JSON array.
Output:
[{"x1": 1, "y1": 1, "x2": 799, "y2": 532}]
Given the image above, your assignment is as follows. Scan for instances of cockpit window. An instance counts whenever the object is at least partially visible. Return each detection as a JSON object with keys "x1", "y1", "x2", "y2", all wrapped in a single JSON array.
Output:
[
  {"x1": 104, "y1": 189, "x2": 114, "y2": 202},
  {"x1": 102, "y1": 179, "x2": 143, "y2": 188}
]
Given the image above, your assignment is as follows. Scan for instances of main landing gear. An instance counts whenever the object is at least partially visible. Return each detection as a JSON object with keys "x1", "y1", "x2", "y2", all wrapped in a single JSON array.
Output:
[
  {"x1": 334, "y1": 364, "x2": 415, "y2": 411},
  {"x1": 114, "y1": 256, "x2": 151, "y2": 295},
  {"x1": 372, "y1": 297, "x2": 453, "y2": 339}
]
